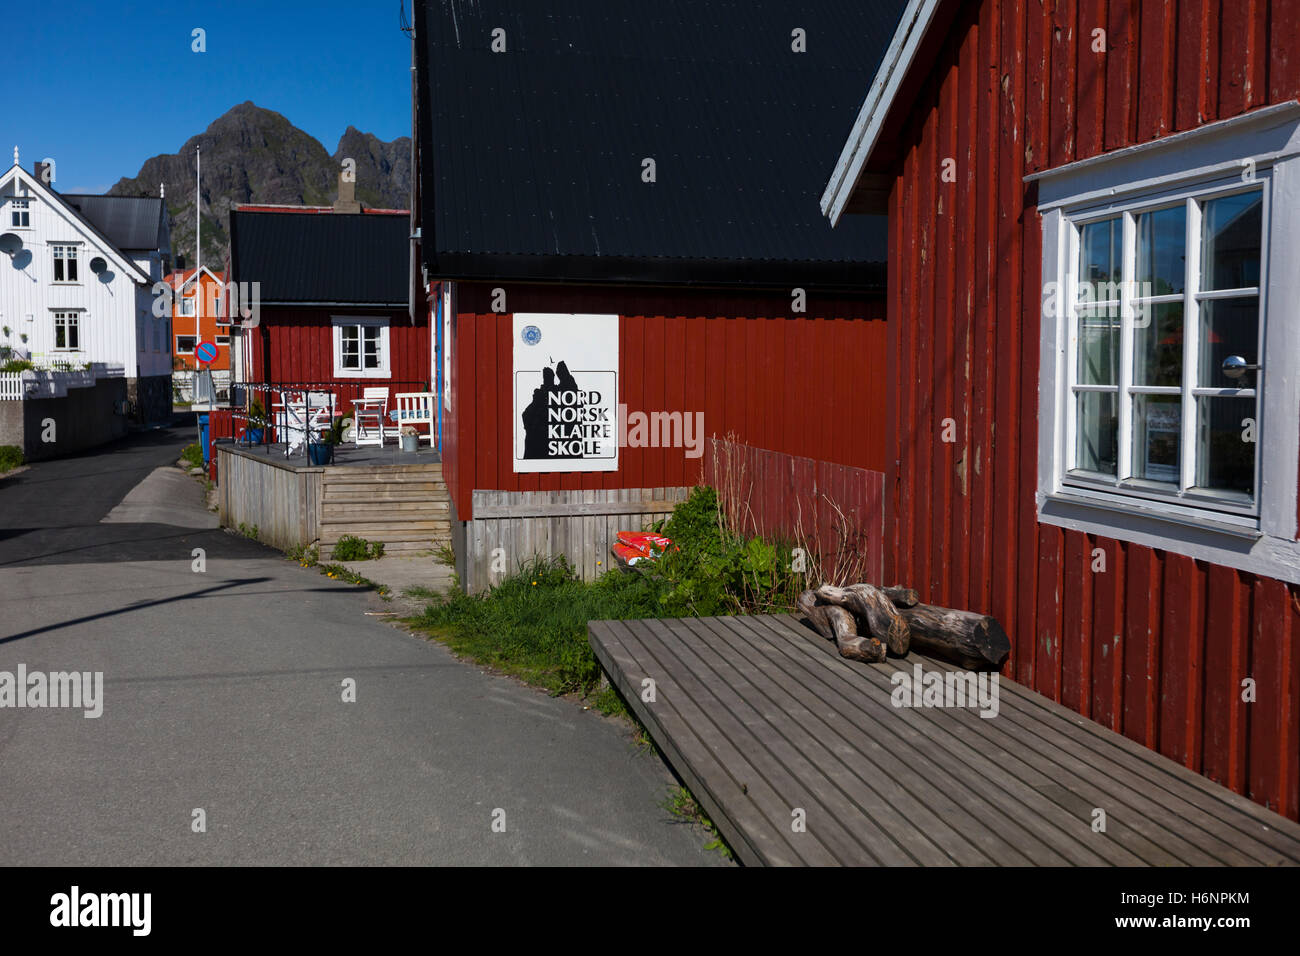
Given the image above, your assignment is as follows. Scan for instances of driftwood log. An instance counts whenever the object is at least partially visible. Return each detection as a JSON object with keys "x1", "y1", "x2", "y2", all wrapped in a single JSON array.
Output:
[
  {"x1": 815, "y1": 584, "x2": 910, "y2": 655},
  {"x1": 796, "y1": 590, "x2": 886, "y2": 663},
  {"x1": 801, "y1": 584, "x2": 1009, "y2": 671},
  {"x1": 882, "y1": 585, "x2": 919, "y2": 608},
  {"x1": 896, "y1": 604, "x2": 1010, "y2": 671}
]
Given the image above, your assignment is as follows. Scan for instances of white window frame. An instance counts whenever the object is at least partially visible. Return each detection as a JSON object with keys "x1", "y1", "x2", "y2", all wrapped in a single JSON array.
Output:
[
  {"x1": 1031, "y1": 102, "x2": 1300, "y2": 584},
  {"x1": 51, "y1": 243, "x2": 79, "y2": 283},
  {"x1": 10, "y1": 198, "x2": 30, "y2": 228},
  {"x1": 52, "y1": 311, "x2": 81, "y2": 351},
  {"x1": 331, "y1": 315, "x2": 391, "y2": 379},
  {"x1": 175, "y1": 335, "x2": 197, "y2": 355},
  {"x1": 178, "y1": 293, "x2": 196, "y2": 317}
]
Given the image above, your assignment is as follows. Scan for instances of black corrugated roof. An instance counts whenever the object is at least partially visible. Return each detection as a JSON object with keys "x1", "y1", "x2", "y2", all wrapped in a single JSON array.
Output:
[
  {"x1": 228, "y1": 210, "x2": 411, "y2": 305},
  {"x1": 61, "y1": 194, "x2": 167, "y2": 252},
  {"x1": 415, "y1": 0, "x2": 901, "y2": 290}
]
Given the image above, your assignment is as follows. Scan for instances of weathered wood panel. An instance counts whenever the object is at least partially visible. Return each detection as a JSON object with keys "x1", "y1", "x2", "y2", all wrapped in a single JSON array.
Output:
[
  {"x1": 883, "y1": 0, "x2": 1300, "y2": 819},
  {"x1": 216, "y1": 445, "x2": 322, "y2": 551},
  {"x1": 464, "y1": 486, "x2": 690, "y2": 591}
]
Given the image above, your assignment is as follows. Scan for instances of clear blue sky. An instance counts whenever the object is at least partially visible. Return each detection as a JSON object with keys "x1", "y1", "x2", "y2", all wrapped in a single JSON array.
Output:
[{"x1": 8, "y1": 0, "x2": 412, "y2": 193}]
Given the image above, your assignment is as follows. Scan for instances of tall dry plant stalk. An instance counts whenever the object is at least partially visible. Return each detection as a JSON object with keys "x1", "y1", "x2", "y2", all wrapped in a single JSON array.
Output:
[{"x1": 791, "y1": 475, "x2": 872, "y2": 589}]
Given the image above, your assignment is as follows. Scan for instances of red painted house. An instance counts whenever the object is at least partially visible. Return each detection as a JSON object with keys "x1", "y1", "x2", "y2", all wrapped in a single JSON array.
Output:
[
  {"x1": 226, "y1": 184, "x2": 429, "y2": 421},
  {"x1": 412, "y1": 1, "x2": 902, "y2": 590},
  {"x1": 822, "y1": 0, "x2": 1300, "y2": 819}
]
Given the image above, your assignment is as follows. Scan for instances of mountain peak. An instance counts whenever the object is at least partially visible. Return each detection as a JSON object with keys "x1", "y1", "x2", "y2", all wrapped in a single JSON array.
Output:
[{"x1": 107, "y1": 103, "x2": 411, "y2": 263}]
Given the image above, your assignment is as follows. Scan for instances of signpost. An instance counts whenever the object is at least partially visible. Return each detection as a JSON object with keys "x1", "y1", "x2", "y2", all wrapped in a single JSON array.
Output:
[{"x1": 195, "y1": 340, "x2": 218, "y2": 365}]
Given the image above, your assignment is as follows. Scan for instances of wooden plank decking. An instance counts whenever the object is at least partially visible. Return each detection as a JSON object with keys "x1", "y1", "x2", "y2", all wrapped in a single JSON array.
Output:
[{"x1": 588, "y1": 614, "x2": 1300, "y2": 867}]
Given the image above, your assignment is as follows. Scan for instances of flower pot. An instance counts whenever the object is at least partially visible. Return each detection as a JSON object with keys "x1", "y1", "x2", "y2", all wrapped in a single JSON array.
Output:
[
  {"x1": 400, "y1": 434, "x2": 419, "y2": 453},
  {"x1": 245, "y1": 428, "x2": 264, "y2": 445},
  {"x1": 307, "y1": 443, "x2": 334, "y2": 466}
]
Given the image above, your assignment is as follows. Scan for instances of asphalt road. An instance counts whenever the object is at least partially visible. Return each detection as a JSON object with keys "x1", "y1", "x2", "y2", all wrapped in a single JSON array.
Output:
[{"x1": 0, "y1": 427, "x2": 722, "y2": 865}]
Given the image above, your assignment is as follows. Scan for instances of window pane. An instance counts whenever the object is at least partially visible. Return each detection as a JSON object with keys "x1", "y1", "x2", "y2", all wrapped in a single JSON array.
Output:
[
  {"x1": 1075, "y1": 391, "x2": 1118, "y2": 474},
  {"x1": 1132, "y1": 301, "x2": 1183, "y2": 387},
  {"x1": 54, "y1": 255, "x2": 64, "y2": 281},
  {"x1": 1201, "y1": 192, "x2": 1262, "y2": 291},
  {"x1": 69, "y1": 321, "x2": 78, "y2": 349},
  {"x1": 55, "y1": 321, "x2": 66, "y2": 349},
  {"x1": 1198, "y1": 296, "x2": 1259, "y2": 388},
  {"x1": 1077, "y1": 306, "x2": 1119, "y2": 385},
  {"x1": 1195, "y1": 396, "x2": 1255, "y2": 496},
  {"x1": 1131, "y1": 395, "x2": 1181, "y2": 484},
  {"x1": 1078, "y1": 218, "x2": 1121, "y2": 298},
  {"x1": 1136, "y1": 205, "x2": 1186, "y2": 296}
]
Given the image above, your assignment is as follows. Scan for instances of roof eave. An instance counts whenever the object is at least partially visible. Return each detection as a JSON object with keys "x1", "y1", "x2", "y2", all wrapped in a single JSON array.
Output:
[{"x1": 820, "y1": 0, "x2": 946, "y2": 226}]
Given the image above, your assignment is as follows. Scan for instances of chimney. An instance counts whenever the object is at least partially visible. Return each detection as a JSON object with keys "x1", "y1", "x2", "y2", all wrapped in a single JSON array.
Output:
[
  {"x1": 34, "y1": 161, "x2": 50, "y2": 185},
  {"x1": 333, "y1": 171, "x2": 361, "y2": 214}
]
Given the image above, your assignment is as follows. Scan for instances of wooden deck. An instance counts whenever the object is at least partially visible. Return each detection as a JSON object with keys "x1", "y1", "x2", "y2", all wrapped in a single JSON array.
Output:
[{"x1": 588, "y1": 613, "x2": 1300, "y2": 867}]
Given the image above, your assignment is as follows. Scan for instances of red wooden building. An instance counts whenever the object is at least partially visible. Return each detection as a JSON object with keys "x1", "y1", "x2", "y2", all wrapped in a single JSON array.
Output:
[
  {"x1": 412, "y1": 2, "x2": 902, "y2": 589},
  {"x1": 226, "y1": 186, "x2": 429, "y2": 419},
  {"x1": 822, "y1": 0, "x2": 1300, "y2": 819}
]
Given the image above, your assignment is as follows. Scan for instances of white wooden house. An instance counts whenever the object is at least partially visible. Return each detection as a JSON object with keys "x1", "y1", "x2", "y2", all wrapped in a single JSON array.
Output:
[{"x1": 0, "y1": 150, "x2": 173, "y2": 421}]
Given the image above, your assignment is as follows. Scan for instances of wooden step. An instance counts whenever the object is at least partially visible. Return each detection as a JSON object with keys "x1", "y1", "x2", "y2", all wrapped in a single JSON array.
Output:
[
  {"x1": 320, "y1": 522, "x2": 449, "y2": 535},
  {"x1": 322, "y1": 469, "x2": 443, "y2": 482},
  {"x1": 319, "y1": 481, "x2": 447, "y2": 496},
  {"x1": 321, "y1": 501, "x2": 449, "y2": 516}
]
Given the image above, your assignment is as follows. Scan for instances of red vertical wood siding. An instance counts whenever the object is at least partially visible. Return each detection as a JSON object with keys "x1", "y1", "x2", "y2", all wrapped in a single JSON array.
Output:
[
  {"x1": 442, "y1": 283, "x2": 888, "y2": 522},
  {"x1": 884, "y1": 0, "x2": 1300, "y2": 818},
  {"x1": 246, "y1": 306, "x2": 430, "y2": 408}
]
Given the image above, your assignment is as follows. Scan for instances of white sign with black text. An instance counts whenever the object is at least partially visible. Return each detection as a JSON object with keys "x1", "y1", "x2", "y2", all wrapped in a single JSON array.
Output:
[{"x1": 512, "y1": 313, "x2": 619, "y2": 473}]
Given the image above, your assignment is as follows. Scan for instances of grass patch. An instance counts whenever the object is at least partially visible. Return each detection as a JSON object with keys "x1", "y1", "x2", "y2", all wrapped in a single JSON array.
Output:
[
  {"x1": 330, "y1": 534, "x2": 385, "y2": 561},
  {"x1": 287, "y1": 543, "x2": 320, "y2": 567},
  {"x1": 662, "y1": 785, "x2": 734, "y2": 860},
  {"x1": 0, "y1": 445, "x2": 24, "y2": 473},
  {"x1": 236, "y1": 522, "x2": 259, "y2": 541},
  {"x1": 320, "y1": 562, "x2": 391, "y2": 599},
  {"x1": 412, "y1": 555, "x2": 665, "y2": 697}
]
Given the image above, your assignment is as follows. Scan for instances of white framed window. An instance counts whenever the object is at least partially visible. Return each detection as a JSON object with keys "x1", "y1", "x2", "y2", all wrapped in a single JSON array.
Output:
[
  {"x1": 52, "y1": 244, "x2": 78, "y2": 282},
  {"x1": 1033, "y1": 102, "x2": 1300, "y2": 584},
  {"x1": 331, "y1": 315, "x2": 390, "y2": 378},
  {"x1": 179, "y1": 293, "x2": 196, "y2": 317},
  {"x1": 215, "y1": 335, "x2": 230, "y2": 346},
  {"x1": 176, "y1": 335, "x2": 196, "y2": 354},
  {"x1": 1059, "y1": 184, "x2": 1263, "y2": 517},
  {"x1": 11, "y1": 198, "x2": 30, "y2": 228},
  {"x1": 52, "y1": 312, "x2": 81, "y2": 351}
]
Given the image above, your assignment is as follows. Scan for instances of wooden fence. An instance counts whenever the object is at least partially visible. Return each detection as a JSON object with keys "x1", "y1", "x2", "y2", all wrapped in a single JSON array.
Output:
[
  {"x1": 462, "y1": 487, "x2": 691, "y2": 592},
  {"x1": 703, "y1": 438, "x2": 885, "y2": 586}
]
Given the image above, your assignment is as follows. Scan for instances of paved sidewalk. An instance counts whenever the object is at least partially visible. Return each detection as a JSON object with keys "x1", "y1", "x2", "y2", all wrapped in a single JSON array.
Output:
[
  {"x1": 336, "y1": 555, "x2": 457, "y2": 614},
  {"x1": 0, "y1": 429, "x2": 727, "y2": 866}
]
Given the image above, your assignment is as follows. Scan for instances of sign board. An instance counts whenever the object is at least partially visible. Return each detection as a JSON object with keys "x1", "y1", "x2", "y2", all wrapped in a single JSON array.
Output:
[
  {"x1": 512, "y1": 313, "x2": 618, "y2": 473},
  {"x1": 194, "y1": 340, "x2": 218, "y2": 364}
]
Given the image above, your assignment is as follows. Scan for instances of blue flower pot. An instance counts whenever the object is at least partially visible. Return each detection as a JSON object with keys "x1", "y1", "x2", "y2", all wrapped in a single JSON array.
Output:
[
  {"x1": 307, "y1": 443, "x2": 334, "y2": 466},
  {"x1": 245, "y1": 428, "x2": 264, "y2": 445}
]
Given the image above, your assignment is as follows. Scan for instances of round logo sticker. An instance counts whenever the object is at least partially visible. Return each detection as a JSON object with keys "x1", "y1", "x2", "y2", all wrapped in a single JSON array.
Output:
[{"x1": 521, "y1": 325, "x2": 542, "y2": 346}]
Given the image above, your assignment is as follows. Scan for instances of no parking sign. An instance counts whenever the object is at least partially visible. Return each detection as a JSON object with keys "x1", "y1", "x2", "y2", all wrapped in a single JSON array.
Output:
[{"x1": 195, "y1": 341, "x2": 218, "y2": 364}]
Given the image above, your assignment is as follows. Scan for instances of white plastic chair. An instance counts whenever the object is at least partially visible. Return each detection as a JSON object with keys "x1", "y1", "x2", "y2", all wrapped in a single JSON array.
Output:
[{"x1": 351, "y1": 387, "x2": 389, "y2": 447}]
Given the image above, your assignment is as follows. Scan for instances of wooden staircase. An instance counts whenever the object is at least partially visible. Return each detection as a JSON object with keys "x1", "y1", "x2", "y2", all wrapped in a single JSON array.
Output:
[{"x1": 318, "y1": 462, "x2": 451, "y2": 557}]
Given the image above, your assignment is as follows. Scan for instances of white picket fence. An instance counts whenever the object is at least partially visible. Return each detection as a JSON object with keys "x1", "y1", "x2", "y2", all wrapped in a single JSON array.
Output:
[{"x1": 0, "y1": 363, "x2": 125, "y2": 400}]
